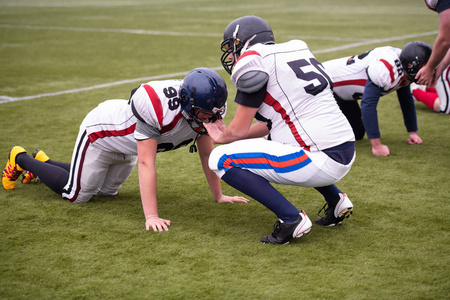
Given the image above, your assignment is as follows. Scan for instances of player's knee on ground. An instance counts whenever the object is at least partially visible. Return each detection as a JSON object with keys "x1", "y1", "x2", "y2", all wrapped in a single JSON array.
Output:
[{"x1": 97, "y1": 179, "x2": 121, "y2": 197}]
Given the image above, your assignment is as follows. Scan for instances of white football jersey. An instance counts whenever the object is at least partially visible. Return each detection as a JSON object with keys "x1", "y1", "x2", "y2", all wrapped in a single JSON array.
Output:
[
  {"x1": 231, "y1": 40, "x2": 354, "y2": 151},
  {"x1": 82, "y1": 99, "x2": 138, "y2": 155},
  {"x1": 131, "y1": 79, "x2": 205, "y2": 152},
  {"x1": 322, "y1": 46, "x2": 411, "y2": 101},
  {"x1": 436, "y1": 65, "x2": 450, "y2": 114},
  {"x1": 81, "y1": 79, "x2": 208, "y2": 155}
]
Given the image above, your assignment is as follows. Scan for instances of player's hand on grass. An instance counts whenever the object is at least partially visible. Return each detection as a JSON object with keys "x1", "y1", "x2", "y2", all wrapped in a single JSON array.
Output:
[
  {"x1": 370, "y1": 138, "x2": 390, "y2": 156},
  {"x1": 216, "y1": 194, "x2": 249, "y2": 204},
  {"x1": 408, "y1": 132, "x2": 423, "y2": 145},
  {"x1": 145, "y1": 215, "x2": 171, "y2": 232},
  {"x1": 371, "y1": 144, "x2": 390, "y2": 156}
]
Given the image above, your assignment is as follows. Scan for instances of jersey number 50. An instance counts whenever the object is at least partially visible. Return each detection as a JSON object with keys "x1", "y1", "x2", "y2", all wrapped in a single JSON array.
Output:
[{"x1": 287, "y1": 58, "x2": 333, "y2": 96}]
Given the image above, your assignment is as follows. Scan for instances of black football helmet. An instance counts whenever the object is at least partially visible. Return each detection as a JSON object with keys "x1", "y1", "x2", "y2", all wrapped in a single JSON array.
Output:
[
  {"x1": 400, "y1": 41, "x2": 432, "y2": 82},
  {"x1": 220, "y1": 15, "x2": 275, "y2": 74},
  {"x1": 180, "y1": 68, "x2": 227, "y2": 134}
]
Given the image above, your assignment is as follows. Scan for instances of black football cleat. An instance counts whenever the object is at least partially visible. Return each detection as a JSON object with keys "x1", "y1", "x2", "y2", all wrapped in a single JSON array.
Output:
[{"x1": 261, "y1": 211, "x2": 312, "y2": 245}]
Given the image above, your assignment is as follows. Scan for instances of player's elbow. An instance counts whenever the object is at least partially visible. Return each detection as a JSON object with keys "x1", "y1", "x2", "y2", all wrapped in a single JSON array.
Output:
[{"x1": 138, "y1": 158, "x2": 155, "y2": 169}]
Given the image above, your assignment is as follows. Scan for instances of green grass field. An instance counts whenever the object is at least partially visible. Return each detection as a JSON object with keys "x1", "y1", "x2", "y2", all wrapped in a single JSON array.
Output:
[{"x1": 1, "y1": 0, "x2": 449, "y2": 299}]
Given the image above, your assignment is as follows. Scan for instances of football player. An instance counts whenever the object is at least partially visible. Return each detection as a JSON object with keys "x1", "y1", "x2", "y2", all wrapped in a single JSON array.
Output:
[
  {"x1": 416, "y1": 0, "x2": 450, "y2": 86},
  {"x1": 322, "y1": 41, "x2": 432, "y2": 156},
  {"x1": 204, "y1": 16, "x2": 355, "y2": 244},
  {"x1": 2, "y1": 68, "x2": 248, "y2": 231},
  {"x1": 411, "y1": 56, "x2": 450, "y2": 114}
]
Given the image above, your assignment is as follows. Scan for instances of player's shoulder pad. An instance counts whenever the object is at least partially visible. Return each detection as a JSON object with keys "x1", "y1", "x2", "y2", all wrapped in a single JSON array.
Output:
[
  {"x1": 236, "y1": 70, "x2": 269, "y2": 93},
  {"x1": 231, "y1": 48, "x2": 269, "y2": 93},
  {"x1": 287, "y1": 39, "x2": 309, "y2": 49}
]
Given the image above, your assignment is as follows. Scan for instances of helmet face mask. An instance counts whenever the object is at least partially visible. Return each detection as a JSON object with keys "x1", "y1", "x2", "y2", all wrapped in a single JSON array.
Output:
[
  {"x1": 404, "y1": 61, "x2": 422, "y2": 79},
  {"x1": 180, "y1": 68, "x2": 227, "y2": 134},
  {"x1": 194, "y1": 106, "x2": 226, "y2": 123},
  {"x1": 220, "y1": 16, "x2": 274, "y2": 75},
  {"x1": 400, "y1": 41, "x2": 432, "y2": 82},
  {"x1": 220, "y1": 38, "x2": 239, "y2": 75},
  {"x1": 181, "y1": 106, "x2": 226, "y2": 134}
]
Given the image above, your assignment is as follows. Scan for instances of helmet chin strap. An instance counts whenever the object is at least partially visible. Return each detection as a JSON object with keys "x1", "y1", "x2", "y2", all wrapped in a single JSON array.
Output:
[{"x1": 189, "y1": 133, "x2": 201, "y2": 153}]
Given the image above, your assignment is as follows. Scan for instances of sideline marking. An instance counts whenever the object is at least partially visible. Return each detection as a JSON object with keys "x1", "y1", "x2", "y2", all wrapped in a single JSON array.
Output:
[{"x1": 0, "y1": 30, "x2": 438, "y2": 104}]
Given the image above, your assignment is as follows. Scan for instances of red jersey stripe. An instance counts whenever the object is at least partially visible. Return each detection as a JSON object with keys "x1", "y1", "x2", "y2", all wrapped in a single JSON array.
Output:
[
  {"x1": 88, "y1": 123, "x2": 136, "y2": 143},
  {"x1": 333, "y1": 79, "x2": 367, "y2": 87},
  {"x1": 161, "y1": 112, "x2": 182, "y2": 134},
  {"x1": 143, "y1": 84, "x2": 164, "y2": 128},
  {"x1": 237, "y1": 50, "x2": 260, "y2": 64},
  {"x1": 263, "y1": 92, "x2": 310, "y2": 151},
  {"x1": 380, "y1": 59, "x2": 395, "y2": 83}
]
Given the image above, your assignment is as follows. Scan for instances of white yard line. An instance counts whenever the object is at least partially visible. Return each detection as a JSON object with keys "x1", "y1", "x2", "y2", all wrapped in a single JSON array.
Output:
[
  {"x1": 0, "y1": 24, "x2": 365, "y2": 41},
  {"x1": 0, "y1": 1, "x2": 143, "y2": 7},
  {"x1": 313, "y1": 31, "x2": 438, "y2": 54},
  {"x1": 0, "y1": 24, "x2": 222, "y2": 37},
  {"x1": 0, "y1": 69, "x2": 218, "y2": 104},
  {"x1": 0, "y1": 26, "x2": 438, "y2": 104}
]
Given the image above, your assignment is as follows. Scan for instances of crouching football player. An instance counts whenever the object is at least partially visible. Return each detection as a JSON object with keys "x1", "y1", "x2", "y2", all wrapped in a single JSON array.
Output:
[{"x1": 2, "y1": 68, "x2": 248, "y2": 231}]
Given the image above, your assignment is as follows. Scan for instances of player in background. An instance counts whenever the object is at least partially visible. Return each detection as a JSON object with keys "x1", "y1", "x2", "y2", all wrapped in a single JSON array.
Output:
[
  {"x1": 322, "y1": 41, "x2": 432, "y2": 156},
  {"x1": 2, "y1": 68, "x2": 248, "y2": 231},
  {"x1": 412, "y1": 0, "x2": 450, "y2": 114},
  {"x1": 411, "y1": 53, "x2": 450, "y2": 114},
  {"x1": 416, "y1": 0, "x2": 450, "y2": 86},
  {"x1": 204, "y1": 16, "x2": 355, "y2": 245}
]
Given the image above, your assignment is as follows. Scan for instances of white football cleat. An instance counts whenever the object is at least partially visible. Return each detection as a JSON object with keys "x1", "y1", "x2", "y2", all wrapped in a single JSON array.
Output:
[{"x1": 315, "y1": 193, "x2": 353, "y2": 227}]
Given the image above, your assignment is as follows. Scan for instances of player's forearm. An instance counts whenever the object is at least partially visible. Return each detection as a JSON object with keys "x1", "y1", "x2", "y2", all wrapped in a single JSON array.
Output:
[
  {"x1": 214, "y1": 104, "x2": 258, "y2": 144},
  {"x1": 428, "y1": 10, "x2": 450, "y2": 71},
  {"x1": 202, "y1": 160, "x2": 223, "y2": 200},
  {"x1": 204, "y1": 169, "x2": 223, "y2": 201},
  {"x1": 141, "y1": 195, "x2": 158, "y2": 219},
  {"x1": 245, "y1": 122, "x2": 270, "y2": 139},
  {"x1": 397, "y1": 87, "x2": 418, "y2": 133},
  {"x1": 138, "y1": 163, "x2": 159, "y2": 218},
  {"x1": 361, "y1": 105, "x2": 381, "y2": 139},
  {"x1": 360, "y1": 80, "x2": 383, "y2": 139},
  {"x1": 196, "y1": 135, "x2": 223, "y2": 201},
  {"x1": 426, "y1": 38, "x2": 449, "y2": 71},
  {"x1": 214, "y1": 128, "x2": 246, "y2": 144},
  {"x1": 436, "y1": 50, "x2": 450, "y2": 78}
]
